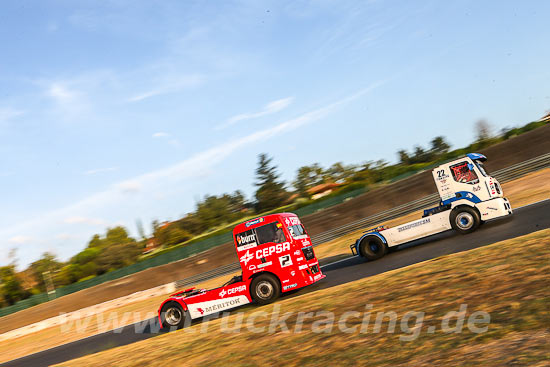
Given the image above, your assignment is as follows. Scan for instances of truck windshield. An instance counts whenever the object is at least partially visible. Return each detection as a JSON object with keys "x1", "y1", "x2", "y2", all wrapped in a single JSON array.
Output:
[
  {"x1": 450, "y1": 161, "x2": 479, "y2": 184},
  {"x1": 474, "y1": 161, "x2": 488, "y2": 177},
  {"x1": 288, "y1": 224, "x2": 307, "y2": 239}
]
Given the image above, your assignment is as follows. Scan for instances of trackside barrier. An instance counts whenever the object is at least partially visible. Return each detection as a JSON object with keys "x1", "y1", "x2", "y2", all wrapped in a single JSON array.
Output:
[
  {"x1": 174, "y1": 153, "x2": 550, "y2": 288},
  {"x1": 1, "y1": 153, "x2": 548, "y2": 317}
]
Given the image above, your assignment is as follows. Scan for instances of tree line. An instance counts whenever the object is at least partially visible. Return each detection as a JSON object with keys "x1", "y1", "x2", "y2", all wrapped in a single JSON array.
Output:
[{"x1": 1, "y1": 118, "x2": 546, "y2": 306}]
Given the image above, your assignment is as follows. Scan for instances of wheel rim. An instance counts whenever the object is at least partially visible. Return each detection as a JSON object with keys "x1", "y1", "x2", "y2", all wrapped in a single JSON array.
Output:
[
  {"x1": 165, "y1": 307, "x2": 182, "y2": 326},
  {"x1": 369, "y1": 241, "x2": 380, "y2": 253},
  {"x1": 256, "y1": 280, "x2": 274, "y2": 300},
  {"x1": 456, "y1": 212, "x2": 474, "y2": 230}
]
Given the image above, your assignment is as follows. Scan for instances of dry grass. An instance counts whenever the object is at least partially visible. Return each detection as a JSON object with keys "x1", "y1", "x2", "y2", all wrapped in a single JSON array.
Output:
[
  {"x1": 57, "y1": 229, "x2": 550, "y2": 367},
  {"x1": 2, "y1": 169, "x2": 548, "y2": 364},
  {"x1": 314, "y1": 168, "x2": 550, "y2": 261},
  {"x1": 0, "y1": 271, "x2": 240, "y2": 364}
]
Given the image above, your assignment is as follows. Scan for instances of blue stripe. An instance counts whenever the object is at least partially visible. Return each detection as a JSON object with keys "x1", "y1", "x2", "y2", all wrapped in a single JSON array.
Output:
[{"x1": 441, "y1": 191, "x2": 482, "y2": 205}]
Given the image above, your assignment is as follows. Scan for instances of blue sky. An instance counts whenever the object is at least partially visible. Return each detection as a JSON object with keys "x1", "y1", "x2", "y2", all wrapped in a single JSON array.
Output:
[{"x1": 1, "y1": 0, "x2": 548, "y2": 268}]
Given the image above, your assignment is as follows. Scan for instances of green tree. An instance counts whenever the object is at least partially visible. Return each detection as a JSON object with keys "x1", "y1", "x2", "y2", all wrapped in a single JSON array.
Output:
[
  {"x1": 430, "y1": 136, "x2": 451, "y2": 156},
  {"x1": 325, "y1": 162, "x2": 357, "y2": 183},
  {"x1": 254, "y1": 153, "x2": 288, "y2": 211},
  {"x1": 0, "y1": 265, "x2": 28, "y2": 306},
  {"x1": 293, "y1": 163, "x2": 325, "y2": 197},
  {"x1": 153, "y1": 222, "x2": 192, "y2": 247},
  {"x1": 29, "y1": 252, "x2": 61, "y2": 292},
  {"x1": 475, "y1": 119, "x2": 492, "y2": 142},
  {"x1": 397, "y1": 149, "x2": 410, "y2": 165}
]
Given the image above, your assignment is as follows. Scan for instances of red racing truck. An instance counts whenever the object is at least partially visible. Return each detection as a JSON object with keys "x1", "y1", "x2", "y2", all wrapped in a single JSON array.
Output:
[{"x1": 158, "y1": 213, "x2": 325, "y2": 329}]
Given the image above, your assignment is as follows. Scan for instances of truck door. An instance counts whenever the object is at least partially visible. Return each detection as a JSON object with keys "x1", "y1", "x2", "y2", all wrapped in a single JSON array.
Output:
[{"x1": 448, "y1": 160, "x2": 487, "y2": 202}]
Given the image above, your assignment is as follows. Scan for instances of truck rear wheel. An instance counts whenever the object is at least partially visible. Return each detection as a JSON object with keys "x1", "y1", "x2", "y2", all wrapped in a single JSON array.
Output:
[
  {"x1": 450, "y1": 206, "x2": 480, "y2": 234},
  {"x1": 251, "y1": 274, "x2": 281, "y2": 305},
  {"x1": 359, "y1": 236, "x2": 388, "y2": 261},
  {"x1": 160, "y1": 301, "x2": 188, "y2": 329}
]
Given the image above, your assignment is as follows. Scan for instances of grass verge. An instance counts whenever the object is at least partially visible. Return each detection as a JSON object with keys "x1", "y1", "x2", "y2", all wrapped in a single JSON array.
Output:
[{"x1": 57, "y1": 229, "x2": 550, "y2": 367}]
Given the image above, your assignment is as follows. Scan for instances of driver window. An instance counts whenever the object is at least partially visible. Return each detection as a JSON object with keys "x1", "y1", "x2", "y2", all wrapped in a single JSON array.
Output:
[
  {"x1": 256, "y1": 222, "x2": 287, "y2": 245},
  {"x1": 450, "y1": 162, "x2": 479, "y2": 184}
]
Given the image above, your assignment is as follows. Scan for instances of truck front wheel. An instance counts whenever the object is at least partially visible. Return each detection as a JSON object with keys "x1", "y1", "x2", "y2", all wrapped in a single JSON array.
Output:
[
  {"x1": 160, "y1": 301, "x2": 189, "y2": 329},
  {"x1": 450, "y1": 207, "x2": 480, "y2": 234},
  {"x1": 251, "y1": 274, "x2": 281, "y2": 305},
  {"x1": 359, "y1": 236, "x2": 388, "y2": 261}
]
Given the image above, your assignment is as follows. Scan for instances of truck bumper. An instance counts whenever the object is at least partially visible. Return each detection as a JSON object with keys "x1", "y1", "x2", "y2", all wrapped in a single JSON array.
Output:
[{"x1": 476, "y1": 197, "x2": 513, "y2": 221}]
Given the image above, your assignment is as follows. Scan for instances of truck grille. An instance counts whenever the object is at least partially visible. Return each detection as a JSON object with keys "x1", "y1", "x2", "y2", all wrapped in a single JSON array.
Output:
[
  {"x1": 494, "y1": 182, "x2": 501, "y2": 194},
  {"x1": 302, "y1": 246, "x2": 315, "y2": 261},
  {"x1": 310, "y1": 264, "x2": 320, "y2": 274}
]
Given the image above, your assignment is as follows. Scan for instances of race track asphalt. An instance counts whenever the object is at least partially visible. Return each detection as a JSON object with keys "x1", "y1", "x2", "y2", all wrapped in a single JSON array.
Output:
[{"x1": 4, "y1": 199, "x2": 549, "y2": 367}]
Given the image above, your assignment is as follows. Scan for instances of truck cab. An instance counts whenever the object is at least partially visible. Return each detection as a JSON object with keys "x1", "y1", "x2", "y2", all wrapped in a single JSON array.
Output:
[
  {"x1": 350, "y1": 153, "x2": 513, "y2": 261},
  {"x1": 431, "y1": 153, "x2": 511, "y2": 220},
  {"x1": 158, "y1": 213, "x2": 325, "y2": 329}
]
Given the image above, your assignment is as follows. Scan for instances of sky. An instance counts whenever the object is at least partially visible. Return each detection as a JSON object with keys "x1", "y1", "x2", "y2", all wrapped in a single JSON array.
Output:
[{"x1": 1, "y1": 0, "x2": 549, "y2": 268}]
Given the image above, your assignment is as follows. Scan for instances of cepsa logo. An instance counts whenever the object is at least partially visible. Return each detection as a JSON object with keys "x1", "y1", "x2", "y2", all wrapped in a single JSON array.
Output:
[
  {"x1": 240, "y1": 251, "x2": 254, "y2": 265},
  {"x1": 240, "y1": 243, "x2": 291, "y2": 265},
  {"x1": 256, "y1": 242, "x2": 290, "y2": 259},
  {"x1": 219, "y1": 285, "x2": 246, "y2": 298},
  {"x1": 284, "y1": 217, "x2": 300, "y2": 226}
]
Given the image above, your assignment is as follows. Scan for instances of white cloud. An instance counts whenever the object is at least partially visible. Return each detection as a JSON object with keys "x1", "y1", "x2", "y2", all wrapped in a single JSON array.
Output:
[
  {"x1": 8, "y1": 236, "x2": 33, "y2": 244},
  {"x1": 128, "y1": 74, "x2": 204, "y2": 102},
  {"x1": 84, "y1": 167, "x2": 118, "y2": 175},
  {"x1": 55, "y1": 233, "x2": 75, "y2": 241},
  {"x1": 153, "y1": 132, "x2": 181, "y2": 147},
  {"x1": 152, "y1": 132, "x2": 170, "y2": 138},
  {"x1": 47, "y1": 83, "x2": 78, "y2": 103},
  {"x1": 216, "y1": 97, "x2": 294, "y2": 130},
  {"x1": 115, "y1": 180, "x2": 142, "y2": 194},
  {"x1": 0, "y1": 84, "x2": 385, "y2": 266},
  {"x1": 0, "y1": 107, "x2": 24, "y2": 125},
  {"x1": 64, "y1": 216, "x2": 106, "y2": 226}
]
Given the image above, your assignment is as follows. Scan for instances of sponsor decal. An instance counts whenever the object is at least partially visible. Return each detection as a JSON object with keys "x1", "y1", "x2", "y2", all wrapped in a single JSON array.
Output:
[
  {"x1": 255, "y1": 242, "x2": 290, "y2": 259},
  {"x1": 257, "y1": 261, "x2": 272, "y2": 269},
  {"x1": 283, "y1": 283, "x2": 298, "y2": 290},
  {"x1": 245, "y1": 218, "x2": 264, "y2": 227},
  {"x1": 436, "y1": 169, "x2": 449, "y2": 180},
  {"x1": 301, "y1": 239, "x2": 311, "y2": 246},
  {"x1": 238, "y1": 243, "x2": 257, "y2": 251},
  {"x1": 398, "y1": 218, "x2": 431, "y2": 232},
  {"x1": 236, "y1": 230, "x2": 257, "y2": 251},
  {"x1": 473, "y1": 185, "x2": 481, "y2": 192},
  {"x1": 314, "y1": 274, "x2": 322, "y2": 281},
  {"x1": 282, "y1": 279, "x2": 290, "y2": 283},
  {"x1": 291, "y1": 271, "x2": 296, "y2": 276},
  {"x1": 487, "y1": 207, "x2": 498, "y2": 211},
  {"x1": 284, "y1": 217, "x2": 301, "y2": 226},
  {"x1": 298, "y1": 264, "x2": 308, "y2": 270},
  {"x1": 296, "y1": 257, "x2": 304, "y2": 261},
  {"x1": 467, "y1": 193, "x2": 473, "y2": 199},
  {"x1": 294, "y1": 249, "x2": 301, "y2": 256},
  {"x1": 201, "y1": 298, "x2": 242, "y2": 314},
  {"x1": 248, "y1": 264, "x2": 256, "y2": 270},
  {"x1": 279, "y1": 254, "x2": 293, "y2": 267},
  {"x1": 219, "y1": 285, "x2": 246, "y2": 298},
  {"x1": 240, "y1": 251, "x2": 254, "y2": 265}
]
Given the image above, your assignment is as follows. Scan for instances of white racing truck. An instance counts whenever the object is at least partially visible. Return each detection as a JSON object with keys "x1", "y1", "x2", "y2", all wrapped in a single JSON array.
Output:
[{"x1": 350, "y1": 153, "x2": 513, "y2": 260}]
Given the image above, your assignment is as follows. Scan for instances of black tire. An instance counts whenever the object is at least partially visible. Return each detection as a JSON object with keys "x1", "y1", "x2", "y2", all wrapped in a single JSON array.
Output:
[
  {"x1": 250, "y1": 273, "x2": 281, "y2": 305},
  {"x1": 359, "y1": 236, "x2": 388, "y2": 261},
  {"x1": 450, "y1": 206, "x2": 480, "y2": 234},
  {"x1": 160, "y1": 301, "x2": 188, "y2": 329}
]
